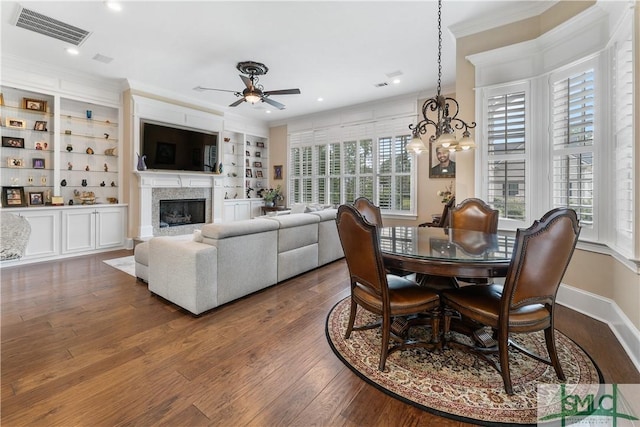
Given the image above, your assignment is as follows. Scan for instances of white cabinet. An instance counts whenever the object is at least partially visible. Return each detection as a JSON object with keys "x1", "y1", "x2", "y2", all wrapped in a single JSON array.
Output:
[
  {"x1": 19, "y1": 208, "x2": 60, "y2": 260},
  {"x1": 250, "y1": 200, "x2": 265, "y2": 218},
  {"x1": 223, "y1": 200, "x2": 250, "y2": 222},
  {"x1": 62, "y1": 206, "x2": 126, "y2": 254}
]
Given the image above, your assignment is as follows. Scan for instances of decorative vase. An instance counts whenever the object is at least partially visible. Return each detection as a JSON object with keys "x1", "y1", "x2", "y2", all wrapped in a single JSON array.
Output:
[
  {"x1": 137, "y1": 153, "x2": 147, "y2": 171},
  {"x1": 265, "y1": 200, "x2": 275, "y2": 207},
  {"x1": 66, "y1": 144, "x2": 73, "y2": 152},
  {"x1": 61, "y1": 179, "x2": 67, "y2": 187}
]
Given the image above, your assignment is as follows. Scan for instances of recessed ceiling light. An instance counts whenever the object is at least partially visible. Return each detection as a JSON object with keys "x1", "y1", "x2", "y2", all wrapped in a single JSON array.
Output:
[
  {"x1": 66, "y1": 47, "x2": 79, "y2": 55},
  {"x1": 392, "y1": 79, "x2": 401, "y2": 84},
  {"x1": 105, "y1": 1, "x2": 122, "y2": 12},
  {"x1": 265, "y1": 110, "x2": 271, "y2": 114},
  {"x1": 317, "y1": 97, "x2": 324, "y2": 102}
]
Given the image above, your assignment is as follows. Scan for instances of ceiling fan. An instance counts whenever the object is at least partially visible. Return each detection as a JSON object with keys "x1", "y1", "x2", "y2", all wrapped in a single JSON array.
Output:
[{"x1": 195, "y1": 61, "x2": 301, "y2": 110}]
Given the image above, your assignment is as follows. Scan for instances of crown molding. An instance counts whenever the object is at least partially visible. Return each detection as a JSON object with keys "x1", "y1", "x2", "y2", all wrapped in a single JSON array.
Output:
[{"x1": 449, "y1": 1, "x2": 557, "y2": 39}]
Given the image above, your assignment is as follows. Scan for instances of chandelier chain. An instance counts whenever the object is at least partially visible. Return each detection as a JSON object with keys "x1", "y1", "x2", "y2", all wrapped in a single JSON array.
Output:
[{"x1": 437, "y1": 0, "x2": 442, "y2": 96}]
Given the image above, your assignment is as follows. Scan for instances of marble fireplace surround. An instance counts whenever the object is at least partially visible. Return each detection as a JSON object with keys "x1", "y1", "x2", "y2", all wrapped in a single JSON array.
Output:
[{"x1": 135, "y1": 170, "x2": 224, "y2": 239}]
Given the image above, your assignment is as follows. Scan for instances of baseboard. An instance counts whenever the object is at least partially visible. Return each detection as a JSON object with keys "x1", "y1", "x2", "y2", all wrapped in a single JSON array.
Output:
[{"x1": 557, "y1": 283, "x2": 640, "y2": 373}]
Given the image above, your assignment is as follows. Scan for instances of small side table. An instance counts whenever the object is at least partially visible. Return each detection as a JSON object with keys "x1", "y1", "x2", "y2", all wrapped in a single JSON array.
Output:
[{"x1": 261, "y1": 205, "x2": 288, "y2": 215}]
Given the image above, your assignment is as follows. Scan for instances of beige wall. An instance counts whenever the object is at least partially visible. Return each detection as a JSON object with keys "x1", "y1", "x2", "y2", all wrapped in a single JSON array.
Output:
[{"x1": 455, "y1": 0, "x2": 639, "y2": 329}]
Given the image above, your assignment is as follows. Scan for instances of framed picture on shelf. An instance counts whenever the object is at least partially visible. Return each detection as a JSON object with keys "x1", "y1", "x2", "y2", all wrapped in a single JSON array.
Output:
[
  {"x1": 2, "y1": 136, "x2": 25, "y2": 148},
  {"x1": 32, "y1": 158, "x2": 45, "y2": 169},
  {"x1": 256, "y1": 170, "x2": 263, "y2": 178},
  {"x1": 34, "y1": 141, "x2": 49, "y2": 150},
  {"x1": 23, "y1": 98, "x2": 47, "y2": 112},
  {"x1": 255, "y1": 151, "x2": 261, "y2": 158},
  {"x1": 7, "y1": 158, "x2": 24, "y2": 168},
  {"x1": 254, "y1": 161, "x2": 262, "y2": 168},
  {"x1": 33, "y1": 121, "x2": 48, "y2": 131},
  {"x1": 246, "y1": 168, "x2": 253, "y2": 178},
  {"x1": 256, "y1": 141, "x2": 265, "y2": 148},
  {"x1": 274, "y1": 165, "x2": 283, "y2": 180},
  {"x1": 2, "y1": 186, "x2": 27, "y2": 207},
  {"x1": 245, "y1": 158, "x2": 250, "y2": 167},
  {"x1": 28, "y1": 191, "x2": 44, "y2": 206},
  {"x1": 6, "y1": 118, "x2": 26, "y2": 129}
]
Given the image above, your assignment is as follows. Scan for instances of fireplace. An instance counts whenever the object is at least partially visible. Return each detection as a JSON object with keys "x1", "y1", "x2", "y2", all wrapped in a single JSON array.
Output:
[{"x1": 159, "y1": 199, "x2": 205, "y2": 228}]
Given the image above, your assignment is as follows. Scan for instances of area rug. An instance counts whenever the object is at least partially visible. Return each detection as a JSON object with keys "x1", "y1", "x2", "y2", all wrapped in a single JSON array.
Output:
[
  {"x1": 326, "y1": 297, "x2": 603, "y2": 426},
  {"x1": 103, "y1": 255, "x2": 135, "y2": 277}
]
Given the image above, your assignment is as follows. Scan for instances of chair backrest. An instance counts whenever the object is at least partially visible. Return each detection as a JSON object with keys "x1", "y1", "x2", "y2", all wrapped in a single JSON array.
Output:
[
  {"x1": 337, "y1": 204, "x2": 388, "y2": 299},
  {"x1": 439, "y1": 196, "x2": 455, "y2": 228},
  {"x1": 501, "y1": 208, "x2": 580, "y2": 313},
  {"x1": 450, "y1": 198, "x2": 498, "y2": 233},
  {"x1": 353, "y1": 197, "x2": 383, "y2": 227}
]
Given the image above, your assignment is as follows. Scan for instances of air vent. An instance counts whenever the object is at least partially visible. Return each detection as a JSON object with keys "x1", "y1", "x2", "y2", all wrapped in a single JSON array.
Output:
[
  {"x1": 14, "y1": 6, "x2": 91, "y2": 46},
  {"x1": 92, "y1": 53, "x2": 113, "y2": 64},
  {"x1": 374, "y1": 82, "x2": 389, "y2": 88}
]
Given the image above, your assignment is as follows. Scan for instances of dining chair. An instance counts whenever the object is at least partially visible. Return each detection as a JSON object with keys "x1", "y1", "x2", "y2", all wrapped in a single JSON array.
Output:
[
  {"x1": 336, "y1": 204, "x2": 442, "y2": 371},
  {"x1": 449, "y1": 198, "x2": 498, "y2": 233},
  {"x1": 419, "y1": 196, "x2": 455, "y2": 228},
  {"x1": 440, "y1": 208, "x2": 581, "y2": 394},
  {"x1": 353, "y1": 197, "x2": 383, "y2": 227}
]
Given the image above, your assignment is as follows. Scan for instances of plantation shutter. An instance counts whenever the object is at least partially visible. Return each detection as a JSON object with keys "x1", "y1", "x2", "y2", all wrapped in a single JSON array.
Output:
[
  {"x1": 612, "y1": 35, "x2": 634, "y2": 255},
  {"x1": 551, "y1": 68, "x2": 595, "y2": 228},
  {"x1": 485, "y1": 90, "x2": 526, "y2": 221}
]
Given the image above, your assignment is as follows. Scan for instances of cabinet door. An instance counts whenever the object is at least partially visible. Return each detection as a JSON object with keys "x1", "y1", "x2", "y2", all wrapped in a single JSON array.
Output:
[
  {"x1": 235, "y1": 201, "x2": 251, "y2": 221},
  {"x1": 62, "y1": 208, "x2": 96, "y2": 254},
  {"x1": 20, "y1": 209, "x2": 60, "y2": 259},
  {"x1": 96, "y1": 207, "x2": 125, "y2": 249},
  {"x1": 250, "y1": 200, "x2": 265, "y2": 218}
]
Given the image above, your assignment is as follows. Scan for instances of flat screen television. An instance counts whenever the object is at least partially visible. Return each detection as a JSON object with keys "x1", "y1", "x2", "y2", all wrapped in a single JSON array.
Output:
[{"x1": 141, "y1": 121, "x2": 218, "y2": 172}]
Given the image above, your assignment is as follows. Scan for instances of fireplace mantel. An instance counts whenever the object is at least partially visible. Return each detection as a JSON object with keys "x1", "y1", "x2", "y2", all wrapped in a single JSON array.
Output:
[{"x1": 136, "y1": 170, "x2": 224, "y2": 238}]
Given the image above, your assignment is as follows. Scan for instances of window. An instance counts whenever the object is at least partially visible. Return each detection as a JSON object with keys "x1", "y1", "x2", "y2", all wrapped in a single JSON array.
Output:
[
  {"x1": 288, "y1": 118, "x2": 415, "y2": 214},
  {"x1": 551, "y1": 67, "x2": 595, "y2": 227},
  {"x1": 484, "y1": 88, "x2": 527, "y2": 222}
]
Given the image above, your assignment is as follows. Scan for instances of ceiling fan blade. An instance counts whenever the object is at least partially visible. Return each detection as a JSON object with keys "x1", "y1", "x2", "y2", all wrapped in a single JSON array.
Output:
[
  {"x1": 240, "y1": 75, "x2": 253, "y2": 89},
  {"x1": 263, "y1": 97, "x2": 286, "y2": 110},
  {"x1": 229, "y1": 98, "x2": 246, "y2": 107},
  {"x1": 264, "y1": 88, "x2": 301, "y2": 96},
  {"x1": 194, "y1": 86, "x2": 237, "y2": 93}
]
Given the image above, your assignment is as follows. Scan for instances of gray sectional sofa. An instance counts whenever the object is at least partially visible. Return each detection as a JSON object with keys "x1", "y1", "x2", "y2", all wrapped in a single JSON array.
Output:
[{"x1": 134, "y1": 209, "x2": 343, "y2": 315}]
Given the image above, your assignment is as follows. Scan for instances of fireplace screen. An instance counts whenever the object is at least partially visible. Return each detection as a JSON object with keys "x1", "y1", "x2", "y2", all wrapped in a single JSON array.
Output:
[{"x1": 159, "y1": 199, "x2": 205, "y2": 228}]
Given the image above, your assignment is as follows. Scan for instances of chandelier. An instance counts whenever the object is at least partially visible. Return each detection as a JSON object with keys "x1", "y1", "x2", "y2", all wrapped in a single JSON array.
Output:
[{"x1": 407, "y1": 0, "x2": 476, "y2": 155}]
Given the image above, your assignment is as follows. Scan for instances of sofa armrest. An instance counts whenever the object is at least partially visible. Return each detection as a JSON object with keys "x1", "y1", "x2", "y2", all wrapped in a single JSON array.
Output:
[{"x1": 149, "y1": 237, "x2": 218, "y2": 315}]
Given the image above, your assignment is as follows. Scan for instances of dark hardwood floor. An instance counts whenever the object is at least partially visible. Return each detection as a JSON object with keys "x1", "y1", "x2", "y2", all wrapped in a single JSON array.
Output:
[{"x1": 2, "y1": 250, "x2": 639, "y2": 426}]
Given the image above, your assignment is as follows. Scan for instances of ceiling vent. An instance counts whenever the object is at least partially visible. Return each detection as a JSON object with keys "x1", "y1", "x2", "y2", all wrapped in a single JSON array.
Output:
[
  {"x1": 374, "y1": 82, "x2": 389, "y2": 88},
  {"x1": 14, "y1": 6, "x2": 91, "y2": 46},
  {"x1": 92, "y1": 53, "x2": 113, "y2": 64}
]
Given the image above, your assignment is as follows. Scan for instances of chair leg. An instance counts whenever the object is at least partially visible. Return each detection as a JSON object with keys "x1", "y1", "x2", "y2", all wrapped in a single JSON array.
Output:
[
  {"x1": 379, "y1": 314, "x2": 391, "y2": 371},
  {"x1": 430, "y1": 309, "x2": 441, "y2": 344},
  {"x1": 498, "y1": 329, "x2": 514, "y2": 395},
  {"x1": 545, "y1": 327, "x2": 566, "y2": 381},
  {"x1": 344, "y1": 298, "x2": 357, "y2": 339}
]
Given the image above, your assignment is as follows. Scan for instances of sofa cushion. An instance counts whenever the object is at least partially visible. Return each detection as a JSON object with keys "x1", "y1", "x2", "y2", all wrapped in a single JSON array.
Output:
[
  {"x1": 290, "y1": 203, "x2": 307, "y2": 214},
  {"x1": 308, "y1": 208, "x2": 337, "y2": 221},
  {"x1": 201, "y1": 218, "x2": 279, "y2": 239},
  {"x1": 267, "y1": 214, "x2": 319, "y2": 253}
]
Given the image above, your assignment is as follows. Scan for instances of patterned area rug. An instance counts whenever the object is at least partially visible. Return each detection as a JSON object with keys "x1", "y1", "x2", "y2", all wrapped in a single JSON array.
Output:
[
  {"x1": 326, "y1": 297, "x2": 602, "y2": 426},
  {"x1": 103, "y1": 256, "x2": 135, "y2": 277}
]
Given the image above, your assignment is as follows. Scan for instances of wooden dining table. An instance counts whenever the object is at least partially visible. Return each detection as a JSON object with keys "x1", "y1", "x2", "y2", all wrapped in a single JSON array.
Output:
[{"x1": 379, "y1": 226, "x2": 516, "y2": 280}]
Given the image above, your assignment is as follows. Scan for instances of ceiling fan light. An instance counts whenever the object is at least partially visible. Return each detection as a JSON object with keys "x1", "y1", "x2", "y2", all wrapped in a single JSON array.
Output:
[{"x1": 245, "y1": 93, "x2": 261, "y2": 104}]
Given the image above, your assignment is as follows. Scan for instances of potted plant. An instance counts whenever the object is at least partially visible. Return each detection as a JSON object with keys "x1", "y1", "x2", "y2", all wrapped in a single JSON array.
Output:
[{"x1": 260, "y1": 185, "x2": 284, "y2": 207}]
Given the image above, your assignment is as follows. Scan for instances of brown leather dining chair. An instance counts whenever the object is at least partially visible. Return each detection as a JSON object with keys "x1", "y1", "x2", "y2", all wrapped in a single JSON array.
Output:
[
  {"x1": 336, "y1": 204, "x2": 442, "y2": 371},
  {"x1": 440, "y1": 208, "x2": 581, "y2": 394},
  {"x1": 449, "y1": 198, "x2": 498, "y2": 233},
  {"x1": 353, "y1": 197, "x2": 383, "y2": 227},
  {"x1": 419, "y1": 196, "x2": 455, "y2": 228}
]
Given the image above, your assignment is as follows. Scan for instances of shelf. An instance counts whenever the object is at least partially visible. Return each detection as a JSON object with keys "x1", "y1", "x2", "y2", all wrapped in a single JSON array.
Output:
[
  {"x1": 60, "y1": 132, "x2": 118, "y2": 142},
  {"x1": 0, "y1": 104, "x2": 53, "y2": 118},
  {"x1": 61, "y1": 114, "x2": 118, "y2": 127}
]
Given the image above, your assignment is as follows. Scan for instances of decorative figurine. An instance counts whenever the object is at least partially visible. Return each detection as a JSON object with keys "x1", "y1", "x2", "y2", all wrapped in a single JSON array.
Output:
[
  {"x1": 104, "y1": 163, "x2": 108, "y2": 172},
  {"x1": 86, "y1": 147, "x2": 94, "y2": 154},
  {"x1": 100, "y1": 181, "x2": 106, "y2": 187},
  {"x1": 136, "y1": 153, "x2": 147, "y2": 171},
  {"x1": 68, "y1": 162, "x2": 73, "y2": 170},
  {"x1": 110, "y1": 181, "x2": 116, "y2": 187},
  {"x1": 85, "y1": 165, "x2": 90, "y2": 171},
  {"x1": 69, "y1": 200, "x2": 74, "y2": 205},
  {"x1": 66, "y1": 144, "x2": 73, "y2": 152},
  {"x1": 104, "y1": 133, "x2": 109, "y2": 139},
  {"x1": 61, "y1": 179, "x2": 67, "y2": 187},
  {"x1": 81, "y1": 179, "x2": 88, "y2": 187}
]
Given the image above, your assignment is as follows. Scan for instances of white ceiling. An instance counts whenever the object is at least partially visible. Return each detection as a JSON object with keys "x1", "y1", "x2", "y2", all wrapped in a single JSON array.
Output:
[{"x1": 0, "y1": 1, "x2": 554, "y2": 124}]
